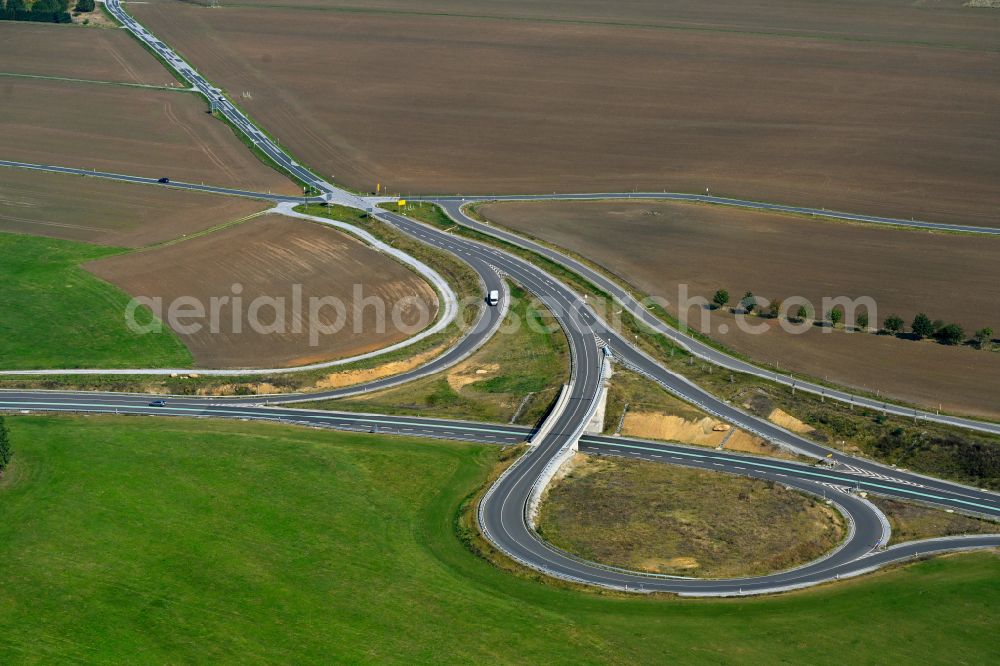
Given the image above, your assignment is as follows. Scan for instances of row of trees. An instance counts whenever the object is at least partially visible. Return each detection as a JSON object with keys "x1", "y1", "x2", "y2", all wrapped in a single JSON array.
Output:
[
  {"x1": 0, "y1": 416, "x2": 11, "y2": 474},
  {"x1": 0, "y1": 0, "x2": 72, "y2": 23},
  {"x1": 710, "y1": 289, "x2": 994, "y2": 349},
  {"x1": 882, "y1": 313, "x2": 993, "y2": 349},
  {"x1": 0, "y1": 0, "x2": 91, "y2": 22}
]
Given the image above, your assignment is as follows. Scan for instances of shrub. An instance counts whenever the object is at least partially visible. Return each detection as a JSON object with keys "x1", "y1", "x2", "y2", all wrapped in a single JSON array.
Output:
[
  {"x1": 935, "y1": 323, "x2": 965, "y2": 346},
  {"x1": 768, "y1": 299, "x2": 782, "y2": 319},
  {"x1": 883, "y1": 314, "x2": 904, "y2": 335},
  {"x1": 911, "y1": 313, "x2": 934, "y2": 339},
  {"x1": 974, "y1": 327, "x2": 994, "y2": 350}
]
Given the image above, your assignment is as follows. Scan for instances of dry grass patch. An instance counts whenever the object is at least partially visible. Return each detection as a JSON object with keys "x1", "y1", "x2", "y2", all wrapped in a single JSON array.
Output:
[
  {"x1": 538, "y1": 455, "x2": 845, "y2": 578},
  {"x1": 309, "y1": 343, "x2": 452, "y2": 391},
  {"x1": 85, "y1": 214, "x2": 439, "y2": 368}
]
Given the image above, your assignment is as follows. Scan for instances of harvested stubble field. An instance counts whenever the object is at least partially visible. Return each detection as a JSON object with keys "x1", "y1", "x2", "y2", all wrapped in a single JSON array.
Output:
[
  {"x1": 478, "y1": 200, "x2": 1000, "y2": 418},
  {"x1": 134, "y1": 0, "x2": 1000, "y2": 225},
  {"x1": 85, "y1": 214, "x2": 440, "y2": 368},
  {"x1": 0, "y1": 78, "x2": 296, "y2": 194},
  {"x1": 0, "y1": 168, "x2": 269, "y2": 247},
  {"x1": 538, "y1": 455, "x2": 845, "y2": 579},
  {"x1": 0, "y1": 22, "x2": 179, "y2": 86},
  {"x1": 214, "y1": 0, "x2": 999, "y2": 50}
]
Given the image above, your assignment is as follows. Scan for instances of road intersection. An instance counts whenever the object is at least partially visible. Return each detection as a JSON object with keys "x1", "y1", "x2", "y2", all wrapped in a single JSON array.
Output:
[{"x1": 2, "y1": 0, "x2": 997, "y2": 596}]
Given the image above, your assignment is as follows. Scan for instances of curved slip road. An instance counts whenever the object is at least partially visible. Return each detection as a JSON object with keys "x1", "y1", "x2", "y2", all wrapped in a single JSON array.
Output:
[
  {"x1": 421, "y1": 193, "x2": 1000, "y2": 236},
  {"x1": 2, "y1": 391, "x2": 998, "y2": 595},
  {"x1": 0, "y1": 203, "x2": 472, "y2": 379},
  {"x1": 432, "y1": 200, "x2": 1000, "y2": 436},
  {"x1": 4, "y1": 0, "x2": 993, "y2": 595}
]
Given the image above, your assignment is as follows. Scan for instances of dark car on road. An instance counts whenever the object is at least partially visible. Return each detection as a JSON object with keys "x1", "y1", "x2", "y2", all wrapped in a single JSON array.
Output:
[
  {"x1": 149, "y1": 399, "x2": 167, "y2": 407},
  {"x1": 157, "y1": 177, "x2": 170, "y2": 184}
]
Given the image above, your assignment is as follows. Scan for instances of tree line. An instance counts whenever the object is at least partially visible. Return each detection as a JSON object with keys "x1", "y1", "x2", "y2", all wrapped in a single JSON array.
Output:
[
  {"x1": 711, "y1": 288, "x2": 994, "y2": 350},
  {"x1": 0, "y1": 416, "x2": 11, "y2": 474},
  {"x1": 0, "y1": 0, "x2": 94, "y2": 24}
]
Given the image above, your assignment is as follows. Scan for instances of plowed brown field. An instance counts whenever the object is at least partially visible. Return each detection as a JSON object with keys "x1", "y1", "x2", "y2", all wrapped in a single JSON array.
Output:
[
  {"x1": 133, "y1": 0, "x2": 1000, "y2": 226},
  {"x1": 85, "y1": 215, "x2": 440, "y2": 368},
  {"x1": 478, "y1": 200, "x2": 1000, "y2": 418},
  {"x1": 0, "y1": 168, "x2": 269, "y2": 247},
  {"x1": 0, "y1": 78, "x2": 296, "y2": 194},
  {"x1": 0, "y1": 22, "x2": 178, "y2": 85}
]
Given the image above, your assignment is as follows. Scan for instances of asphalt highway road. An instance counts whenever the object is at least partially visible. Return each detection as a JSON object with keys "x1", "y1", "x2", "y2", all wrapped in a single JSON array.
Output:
[
  {"x1": 0, "y1": 159, "x2": 298, "y2": 202},
  {"x1": 9, "y1": 152, "x2": 995, "y2": 433},
  {"x1": 374, "y1": 200, "x2": 1000, "y2": 502},
  {"x1": 3, "y1": 1, "x2": 995, "y2": 595},
  {"x1": 365, "y1": 204, "x2": 1000, "y2": 591},
  {"x1": 104, "y1": 0, "x2": 366, "y2": 209},
  {"x1": 3, "y1": 391, "x2": 998, "y2": 595},
  {"x1": 422, "y1": 193, "x2": 1000, "y2": 236},
  {"x1": 434, "y1": 199, "x2": 1000, "y2": 436}
]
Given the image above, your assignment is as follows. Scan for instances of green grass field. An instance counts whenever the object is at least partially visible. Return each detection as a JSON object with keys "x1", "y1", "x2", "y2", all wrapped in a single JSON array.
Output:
[
  {"x1": 0, "y1": 415, "x2": 997, "y2": 663},
  {"x1": 0, "y1": 233, "x2": 191, "y2": 369}
]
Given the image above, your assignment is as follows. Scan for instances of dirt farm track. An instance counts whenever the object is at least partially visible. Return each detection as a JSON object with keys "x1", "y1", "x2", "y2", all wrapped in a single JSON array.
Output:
[{"x1": 134, "y1": 0, "x2": 1000, "y2": 226}]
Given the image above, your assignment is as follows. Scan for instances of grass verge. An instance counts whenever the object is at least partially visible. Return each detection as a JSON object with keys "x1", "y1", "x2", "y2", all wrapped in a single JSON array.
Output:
[
  {"x1": 870, "y1": 496, "x2": 1000, "y2": 546},
  {"x1": 211, "y1": 109, "x2": 309, "y2": 194},
  {"x1": 0, "y1": 414, "x2": 997, "y2": 663}
]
